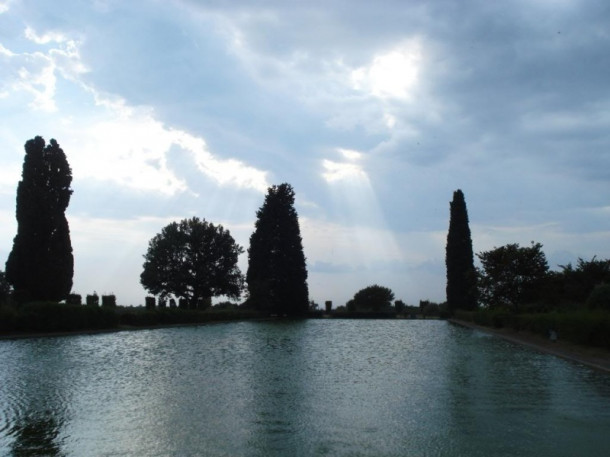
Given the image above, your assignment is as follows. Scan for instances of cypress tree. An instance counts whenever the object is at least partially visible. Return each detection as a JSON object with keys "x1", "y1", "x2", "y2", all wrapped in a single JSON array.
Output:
[
  {"x1": 6, "y1": 136, "x2": 74, "y2": 302},
  {"x1": 445, "y1": 189, "x2": 477, "y2": 313},
  {"x1": 246, "y1": 183, "x2": 309, "y2": 316}
]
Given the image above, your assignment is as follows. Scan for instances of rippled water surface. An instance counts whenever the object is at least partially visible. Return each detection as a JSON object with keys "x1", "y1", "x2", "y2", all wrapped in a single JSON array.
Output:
[{"x1": 1, "y1": 320, "x2": 610, "y2": 456}]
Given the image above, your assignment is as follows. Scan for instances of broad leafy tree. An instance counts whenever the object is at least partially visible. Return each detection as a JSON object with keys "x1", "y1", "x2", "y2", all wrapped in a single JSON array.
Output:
[
  {"x1": 477, "y1": 242, "x2": 549, "y2": 312},
  {"x1": 445, "y1": 189, "x2": 477, "y2": 314},
  {"x1": 141, "y1": 217, "x2": 244, "y2": 307},
  {"x1": 6, "y1": 137, "x2": 73, "y2": 302},
  {"x1": 558, "y1": 257, "x2": 610, "y2": 304},
  {"x1": 246, "y1": 183, "x2": 309, "y2": 316},
  {"x1": 347, "y1": 285, "x2": 395, "y2": 312}
]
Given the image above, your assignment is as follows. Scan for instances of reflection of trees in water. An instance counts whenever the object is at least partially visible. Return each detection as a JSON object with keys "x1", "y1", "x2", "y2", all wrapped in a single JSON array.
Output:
[
  {"x1": 10, "y1": 412, "x2": 64, "y2": 457},
  {"x1": 3, "y1": 338, "x2": 76, "y2": 457}
]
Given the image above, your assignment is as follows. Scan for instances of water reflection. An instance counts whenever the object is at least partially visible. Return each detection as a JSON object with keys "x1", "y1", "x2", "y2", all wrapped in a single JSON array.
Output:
[
  {"x1": 445, "y1": 324, "x2": 610, "y2": 456},
  {"x1": 10, "y1": 413, "x2": 64, "y2": 457},
  {"x1": 1, "y1": 321, "x2": 610, "y2": 456},
  {"x1": 246, "y1": 320, "x2": 310, "y2": 455},
  {"x1": 0, "y1": 338, "x2": 77, "y2": 457}
]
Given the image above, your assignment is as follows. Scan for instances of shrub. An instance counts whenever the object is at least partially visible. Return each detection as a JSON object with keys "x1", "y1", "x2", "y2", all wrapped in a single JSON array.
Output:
[
  {"x1": 101, "y1": 294, "x2": 116, "y2": 308},
  {"x1": 4, "y1": 302, "x2": 118, "y2": 333},
  {"x1": 0, "y1": 306, "x2": 18, "y2": 331},
  {"x1": 145, "y1": 296, "x2": 156, "y2": 309},
  {"x1": 586, "y1": 283, "x2": 610, "y2": 311},
  {"x1": 86, "y1": 293, "x2": 99, "y2": 306},
  {"x1": 67, "y1": 294, "x2": 82, "y2": 305}
]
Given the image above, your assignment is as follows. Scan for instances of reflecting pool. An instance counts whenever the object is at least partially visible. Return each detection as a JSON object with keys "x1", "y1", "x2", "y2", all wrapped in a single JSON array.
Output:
[{"x1": 1, "y1": 320, "x2": 609, "y2": 456}]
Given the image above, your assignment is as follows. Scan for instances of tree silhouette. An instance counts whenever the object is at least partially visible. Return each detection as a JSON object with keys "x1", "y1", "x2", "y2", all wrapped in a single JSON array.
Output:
[
  {"x1": 347, "y1": 285, "x2": 395, "y2": 312},
  {"x1": 6, "y1": 137, "x2": 73, "y2": 302},
  {"x1": 477, "y1": 242, "x2": 548, "y2": 312},
  {"x1": 445, "y1": 189, "x2": 477, "y2": 314},
  {"x1": 246, "y1": 183, "x2": 309, "y2": 316},
  {"x1": 141, "y1": 217, "x2": 244, "y2": 307}
]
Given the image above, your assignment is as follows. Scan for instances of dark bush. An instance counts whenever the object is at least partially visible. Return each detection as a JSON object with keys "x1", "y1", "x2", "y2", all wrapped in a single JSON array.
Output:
[
  {"x1": 145, "y1": 296, "x2": 156, "y2": 309},
  {"x1": 67, "y1": 294, "x2": 82, "y2": 305},
  {"x1": 586, "y1": 283, "x2": 610, "y2": 311},
  {"x1": 0, "y1": 306, "x2": 18, "y2": 331},
  {"x1": 1, "y1": 302, "x2": 118, "y2": 333},
  {"x1": 462, "y1": 308, "x2": 610, "y2": 350},
  {"x1": 101, "y1": 294, "x2": 116, "y2": 308},
  {"x1": 86, "y1": 293, "x2": 99, "y2": 306}
]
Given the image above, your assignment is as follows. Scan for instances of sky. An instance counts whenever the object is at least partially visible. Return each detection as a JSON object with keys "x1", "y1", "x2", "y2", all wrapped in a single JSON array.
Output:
[{"x1": 1, "y1": 0, "x2": 609, "y2": 307}]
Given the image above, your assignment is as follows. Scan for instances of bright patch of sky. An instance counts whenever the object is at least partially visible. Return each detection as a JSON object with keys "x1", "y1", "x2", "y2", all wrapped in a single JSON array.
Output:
[
  {"x1": 1, "y1": 0, "x2": 609, "y2": 306},
  {"x1": 351, "y1": 40, "x2": 421, "y2": 100}
]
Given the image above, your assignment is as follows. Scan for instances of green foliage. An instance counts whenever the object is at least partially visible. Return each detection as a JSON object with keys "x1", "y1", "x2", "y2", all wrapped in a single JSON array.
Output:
[
  {"x1": 456, "y1": 308, "x2": 610, "y2": 349},
  {"x1": 0, "y1": 302, "x2": 118, "y2": 333},
  {"x1": 557, "y1": 257, "x2": 610, "y2": 305},
  {"x1": 0, "y1": 271, "x2": 11, "y2": 305},
  {"x1": 0, "y1": 305, "x2": 18, "y2": 332},
  {"x1": 394, "y1": 299, "x2": 405, "y2": 313},
  {"x1": 246, "y1": 183, "x2": 309, "y2": 316},
  {"x1": 586, "y1": 283, "x2": 610, "y2": 311},
  {"x1": 86, "y1": 293, "x2": 99, "y2": 306},
  {"x1": 445, "y1": 189, "x2": 478, "y2": 313},
  {"x1": 349, "y1": 285, "x2": 395, "y2": 312},
  {"x1": 67, "y1": 293, "x2": 82, "y2": 305},
  {"x1": 5, "y1": 137, "x2": 74, "y2": 302},
  {"x1": 477, "y1": 242, "x2": 549, "y2": 312},
  {"x1": 117, "y1": 307, "x2": 262, "y2": 327},
  {"x1": 141, "y1": 217, "x2": 244, "y2": 307},
  {"x1": 102, "y1": 294, "x2": 117, "y2": 308}
]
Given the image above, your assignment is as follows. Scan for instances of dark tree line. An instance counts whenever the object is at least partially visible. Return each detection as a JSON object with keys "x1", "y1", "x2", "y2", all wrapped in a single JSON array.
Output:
[
  {"x1": 140, "y1": 183, "x2": 309, "y2": 316},
  {"x1": 446, "y1": 189, "x2": 610, "y2": 314},
  {"x1": 7, "y1": 135, "x2": 604, "y2": 317},
  {"x1": 2, "y1": 137, "x2": 310, "y2": 314},
  {"x1": 5, "y1": 137, "x2": 74, "y2": 303}
]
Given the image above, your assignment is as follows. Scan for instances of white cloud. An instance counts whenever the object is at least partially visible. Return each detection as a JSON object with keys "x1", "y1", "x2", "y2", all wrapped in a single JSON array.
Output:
[
  {"x1": 64, "y1": 102, "x2": 270, "y2": 195},
  {"x1": 0, "y1": 43, "x2": 14, "y2": 57},
  {"x1": 351, "y1": 39, "x2": 422, "y2": 100},
  {"x1": 173, "y1": 132, "x2": 269, "y2": 193},
  {"x1": 67, "y1": 111, "x2": 189, "y2": 195},
  {"x1": 322, "y1": 159, "x2": 367, "y2": 183},
  {"x1": 322, "y1": 147, "x2": 367, "y2": 183},
  {"x1": 337, "y1": 148, "x2": 363, "y2": 160},
  {"x1": 1, "y1": 27, "x2": 87, "y2": 112},
  {"x1": 24, "y1": 26, "x2": 68, "y2": 45},
  {"x1": 384, "y1": 113, "x2": 397, "y2": 129},
  {"x1": 0, "y1": 28, "x2": 269, "y2": 196},
  {"x1": 15, "y1": 60, "x2": 57, "y2": 111},
  {"x1": 0, "y1": 1, "x2": 11, "y2": 14}
]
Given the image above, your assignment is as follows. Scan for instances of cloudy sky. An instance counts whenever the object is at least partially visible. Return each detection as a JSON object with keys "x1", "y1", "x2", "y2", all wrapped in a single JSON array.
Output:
[{"x1": 1, "y1": 0, "x2": 609, "y2": 307}]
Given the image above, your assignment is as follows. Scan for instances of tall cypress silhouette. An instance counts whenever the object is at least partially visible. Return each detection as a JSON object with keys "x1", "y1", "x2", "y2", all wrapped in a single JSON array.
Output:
[
  {"x1": 6, "y1": 137, "x2": 74, "y2": 302},
  {"x1": 246, "y1": 183, "x2": 309, "y2": 316},
  {"x1": 445, "y1": 189, "x2": 477, "y2": 313}
]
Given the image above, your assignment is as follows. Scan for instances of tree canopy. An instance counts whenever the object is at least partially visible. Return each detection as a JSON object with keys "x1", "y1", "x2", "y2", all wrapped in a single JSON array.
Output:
[
  {"x1": 246, "y1": 183, "x2": 309, "y2": 316},
  {"x1": 347, "y1": 285, "x2": 395, "y2": 312},
  {"x1": 477, "y1": 242, "x2": 548, "y2": 311},
  {"x1": 5, "y1": 136, "x2": 73, "y2": 302},
  {"x1": 141, "y1": 217, "x2": 244, "y2": 307},
  {"x1": 445, "y1": 189, "x2": 477, "y2": 313}
]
